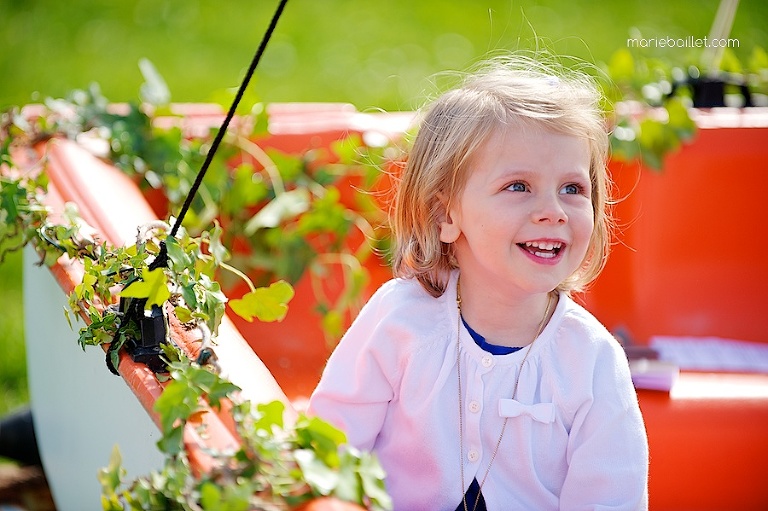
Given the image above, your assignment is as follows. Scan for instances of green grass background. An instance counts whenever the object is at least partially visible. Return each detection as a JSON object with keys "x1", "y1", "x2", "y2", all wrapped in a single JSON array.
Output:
[{"x1": 1, "y1": 0, "x2": 767, "y2": 415}]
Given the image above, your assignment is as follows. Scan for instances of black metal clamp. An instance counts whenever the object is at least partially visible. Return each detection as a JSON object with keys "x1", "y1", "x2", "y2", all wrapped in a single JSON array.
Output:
[{"x1": 106, "y1": 294, "x2": 169, "y2": 375}]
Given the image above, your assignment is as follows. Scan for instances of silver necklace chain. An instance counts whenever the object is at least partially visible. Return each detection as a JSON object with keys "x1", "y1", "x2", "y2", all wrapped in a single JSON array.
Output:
[{"x1": 456, "y1": 281, "x2": 553, "y2": 511}]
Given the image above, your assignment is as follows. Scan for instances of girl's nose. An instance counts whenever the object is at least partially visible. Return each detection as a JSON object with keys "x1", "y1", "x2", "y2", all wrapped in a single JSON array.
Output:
[{"x1": 531, "y1": 193, "x2": 567, "y2": 224}]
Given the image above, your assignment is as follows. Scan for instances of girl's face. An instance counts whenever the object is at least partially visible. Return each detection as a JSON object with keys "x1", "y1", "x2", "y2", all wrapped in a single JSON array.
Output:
[{"x1": 439, "y1": 123, "x2": 594, "y2": 298}]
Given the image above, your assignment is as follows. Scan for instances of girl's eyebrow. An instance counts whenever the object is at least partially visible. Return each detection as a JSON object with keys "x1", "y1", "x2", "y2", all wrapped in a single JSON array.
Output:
[
  {"x1": 493, "y1": 168, "x2": 536, "y2": 181},
  {"x1": 560, "y1": 169, "x2": 591, "y2": 181},
  {"x1": 493, "y1": 167, "x2": 589, "y2": 183}
]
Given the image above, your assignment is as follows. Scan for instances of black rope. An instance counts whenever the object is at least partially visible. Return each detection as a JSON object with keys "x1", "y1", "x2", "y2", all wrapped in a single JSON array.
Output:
[{"x1": 167, "y1": 0, "x2": 290, "y2": 242}]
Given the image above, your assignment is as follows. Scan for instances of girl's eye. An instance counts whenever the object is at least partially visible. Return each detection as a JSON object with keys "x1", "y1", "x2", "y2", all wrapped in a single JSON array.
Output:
[
  {"x1": 560, "y1": 183, "x2": 585, "y2": 195},
  {"x1": 506, "y1": 182, "x2": 528, "y2": 192}
]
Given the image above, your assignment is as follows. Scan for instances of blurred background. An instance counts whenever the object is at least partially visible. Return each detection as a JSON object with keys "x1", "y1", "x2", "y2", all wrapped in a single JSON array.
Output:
[{"x1": 1, "y1": 0, "x2": 767, "y2": 416}]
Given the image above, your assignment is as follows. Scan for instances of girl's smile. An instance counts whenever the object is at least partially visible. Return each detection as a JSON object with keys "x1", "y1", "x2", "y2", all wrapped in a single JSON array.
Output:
[{"x1": 518, "y1": 239, "x2": 566, "y2": 263}]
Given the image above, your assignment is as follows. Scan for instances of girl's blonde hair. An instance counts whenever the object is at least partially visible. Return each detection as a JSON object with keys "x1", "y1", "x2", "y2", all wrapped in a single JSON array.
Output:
[{"x1": 391, "y1": 56, "x2": 612, "y2": 297}]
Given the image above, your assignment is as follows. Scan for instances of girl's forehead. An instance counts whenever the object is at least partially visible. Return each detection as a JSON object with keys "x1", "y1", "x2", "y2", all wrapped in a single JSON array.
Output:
[
  {"x1": 474, "y1": 124, "x2": 592, "y2": 167},
  {"x1": 487, "y1": 118, "x2": 573, "y2": 143}
]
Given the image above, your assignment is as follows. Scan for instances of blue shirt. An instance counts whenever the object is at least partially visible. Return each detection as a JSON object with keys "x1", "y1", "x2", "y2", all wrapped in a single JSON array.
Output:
[{"x1": 461, "y1": 315, "x2": 524, "y2": 355}]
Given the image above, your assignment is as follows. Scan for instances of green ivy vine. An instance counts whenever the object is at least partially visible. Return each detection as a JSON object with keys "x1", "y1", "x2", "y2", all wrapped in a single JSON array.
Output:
[
  {"x1": 99, "y1": 347, "x2": 391, "y2": 510},
  {"x1": 0, "y1": 68, "x2": 393, "y2": 509},
  {"x1": 0, "y1": 131, "x2": 392, "y2": 511},
  {"x1": 2, "y1": 60, "x2": 396, "y2": 342}
]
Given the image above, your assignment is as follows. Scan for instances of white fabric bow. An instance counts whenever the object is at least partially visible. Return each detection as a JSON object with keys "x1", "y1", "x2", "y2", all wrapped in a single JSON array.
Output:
[{"x1": 498, "y1": 399, "x2": 556, "y2": 424}]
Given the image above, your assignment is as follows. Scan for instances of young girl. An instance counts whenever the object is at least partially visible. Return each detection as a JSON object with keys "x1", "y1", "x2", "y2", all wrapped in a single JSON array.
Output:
[{"x1": 309, "y1": 57, "x2": 648, "y2": 510}]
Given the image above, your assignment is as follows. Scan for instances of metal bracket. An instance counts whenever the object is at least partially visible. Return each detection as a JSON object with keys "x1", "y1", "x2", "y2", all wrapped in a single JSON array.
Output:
[{"x1": 106, "y1": 296, "x2": 169, "y2": 375}]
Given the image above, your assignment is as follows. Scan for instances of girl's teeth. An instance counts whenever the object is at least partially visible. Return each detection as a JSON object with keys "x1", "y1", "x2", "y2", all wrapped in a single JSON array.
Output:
[
  {"x1": 520, "y1": 241, "x2": 563, "y2": 258},
  {"x1": 524, "y1": 241, "x2": 562, "y2": 251}
]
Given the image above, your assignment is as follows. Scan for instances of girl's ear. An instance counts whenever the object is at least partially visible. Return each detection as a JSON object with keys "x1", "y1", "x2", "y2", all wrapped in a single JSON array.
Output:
[{"x1": 438, "y1": 194, "x2": 461, "y2": 243}]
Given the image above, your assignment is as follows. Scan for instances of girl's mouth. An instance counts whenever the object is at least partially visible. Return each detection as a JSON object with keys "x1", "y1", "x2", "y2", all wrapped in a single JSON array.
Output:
[{"x1": 518, "y1": 240, "x2": 564, "y2": 259}]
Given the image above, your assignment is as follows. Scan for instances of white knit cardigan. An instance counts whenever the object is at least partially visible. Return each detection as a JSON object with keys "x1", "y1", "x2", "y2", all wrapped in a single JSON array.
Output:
[{"x1": 309, "y1": 271, "x2": 649, "y2": 510}]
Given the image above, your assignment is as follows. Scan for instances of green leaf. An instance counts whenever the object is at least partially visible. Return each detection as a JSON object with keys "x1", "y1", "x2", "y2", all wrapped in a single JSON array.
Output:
[
  {"x1": 165, "y1": 236, "x2": 192, "y2": 270},
  {"x1": 156, "y1": 424, "x2": 185, "y2": 456},
  {"x1": 206, "y1": 222, "x2": 230, "y2": 264},
  {"x1": 321, "y1": 310, "x2": 344, "y2": 339},
  {"x1": 251, "y1": 103, "x2": 270, "y2": 135},
  {"x1": 297, "y1": 186, "x2": 351, "y2": 238},
  {"x1": 119, "y1": 268, "x2": 171, "y2": 309},
  {"x1": 225, "y1": 164, "x2": 269, "y2": 214},
  {"x1": 268, "y1": 150, "x2": 304, "y2": 183},
  {"x1": 333, "y1": 462, "x2": 362, "y2": 503},
  {"x1": 268, "y1": 232, "x2": 316, "y2": 283},
  {"x1": 636, "y1": 118, "x2": 669, "y2": 170},
  {"x1": 193, "y1": 368, "x2": 238, "y2": 408},
  {"x1": 357, "y1": 451, "x2": 392, "y2": 510},
  {"x1": 610, "y1": 129, "x2": 641, "y2": 163},
  {"x1": 153, "y1": 378, "x2": 200, "y2": 432},
  {"x1": 199, "y1": 481, "x2": 222, "y2": 511},
  {"x1": 97, "y1": 445, "x2": 126, "y2": 497},
  {"x1": 138, "y1": 58, "x2": 171, "y2": 107},
  {"x1": 180, "y1": 283, "x2": 198, "y2": 310},
  {"x1": 63, "y1": 307, "x2": 73, "y2": 330},
  {"x1": 665, "y1": 97, "x2": 697, "y2": 141},
  {"x1": 296, "y1": 415, "x2": 347, "y2": 467},
  {"x1": 228, "y1": 280, "x2": 294, "y2": 322},
  {"x1": 243, "y1": 188, "x2": 311, "y2": 234},
  {"x1": 253, "y1": 400, "x2": 285, "y2": 432},
  {"x1": 174, "y1": 305, "x2": 193, "y2": 323},
  {"x1": 294, "y1": 449, "x2": 338, "y2": 495}
]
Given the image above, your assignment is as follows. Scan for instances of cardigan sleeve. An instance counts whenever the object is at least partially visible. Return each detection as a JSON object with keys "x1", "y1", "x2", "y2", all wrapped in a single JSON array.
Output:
[
  {"x1": 558, "y1": 338, "x2": 649, "y2": 511},
  {"x1": 308, "y1": 281, "x2": 402, "y2": 451}
]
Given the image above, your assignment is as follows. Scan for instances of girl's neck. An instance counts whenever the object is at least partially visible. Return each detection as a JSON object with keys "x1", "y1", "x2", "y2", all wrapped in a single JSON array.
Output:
[{"x1": 457, "y1": 276, "x2": 557, "y2": 348}]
